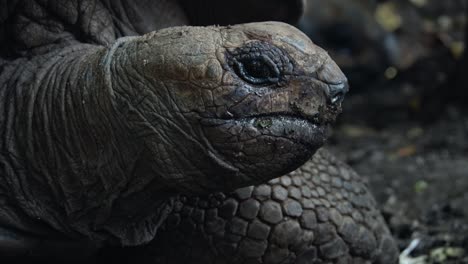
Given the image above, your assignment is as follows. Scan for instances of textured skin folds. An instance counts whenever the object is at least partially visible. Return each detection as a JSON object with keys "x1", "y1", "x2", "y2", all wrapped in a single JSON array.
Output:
[
  {"x1": 0, "y1": 0, "x2": 189, "y2": 246},
  {"x1": 0, "y1": 42, "x2": 174, "y2": 245},
  {"x1": 0, "y1": 0, "x2": 398, "y2": 262},
  {"x1": 1, "y1": 1, "x2": 346, "y2": 246}
]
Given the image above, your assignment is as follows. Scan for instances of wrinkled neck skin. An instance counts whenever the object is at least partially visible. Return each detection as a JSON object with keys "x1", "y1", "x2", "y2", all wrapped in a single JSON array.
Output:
[
  {"x1": 0, "y1": 28, "x2": 258, "y2": 246},
  {"x1": 0, "y1": 0, "x2": 193, "y2": 246},
  {"x1": 0, "y1": 42, "x2": 175, "y2": 245},
  {"x1": 0, "y1": 2, "x2": 342, "y2": 247}
]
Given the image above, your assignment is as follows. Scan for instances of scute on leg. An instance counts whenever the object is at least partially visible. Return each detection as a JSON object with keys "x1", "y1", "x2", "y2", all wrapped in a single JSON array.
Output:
[{"x1": 130, "y1": 149, "x2": 398, "y2": 264}]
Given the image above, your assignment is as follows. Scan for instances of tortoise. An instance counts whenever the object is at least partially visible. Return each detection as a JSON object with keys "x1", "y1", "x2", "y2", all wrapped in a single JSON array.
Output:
[{"x1": 0, "y1": 0, "x2": 399, "y2": 263}]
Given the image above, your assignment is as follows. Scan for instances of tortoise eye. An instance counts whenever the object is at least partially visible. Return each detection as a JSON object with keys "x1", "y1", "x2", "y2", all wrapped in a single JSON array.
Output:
[{"x1": 234, "y1": 55, "x2": 280, "y2": 85}]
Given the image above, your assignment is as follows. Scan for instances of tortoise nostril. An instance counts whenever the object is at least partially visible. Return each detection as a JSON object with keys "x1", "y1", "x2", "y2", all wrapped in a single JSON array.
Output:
[{"x1": 328, "y1": 82, "x2": 349, "y2": 105}]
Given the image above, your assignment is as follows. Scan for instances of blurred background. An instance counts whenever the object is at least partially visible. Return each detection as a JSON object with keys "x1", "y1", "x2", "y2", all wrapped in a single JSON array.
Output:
[{"x1": 298, "y1": 0, "x2": 467, "y2": 263}]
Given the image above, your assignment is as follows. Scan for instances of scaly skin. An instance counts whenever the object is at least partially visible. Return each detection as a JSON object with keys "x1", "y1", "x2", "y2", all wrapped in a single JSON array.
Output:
[
  {"x1": 1, "y1": 7, "x2": 345, "y2": 248},
  {"x1": 0, "y1": 1, "x2": 398, "y2": 262},
  {"x1": 125, "y1": 149, "x2": 398, "y2": 264}
]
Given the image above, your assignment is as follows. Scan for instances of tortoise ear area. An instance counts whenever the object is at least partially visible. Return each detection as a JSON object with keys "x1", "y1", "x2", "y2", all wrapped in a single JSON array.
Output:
[{"x1": 179, "y1": 0, "x2": 305, "y2": 26}]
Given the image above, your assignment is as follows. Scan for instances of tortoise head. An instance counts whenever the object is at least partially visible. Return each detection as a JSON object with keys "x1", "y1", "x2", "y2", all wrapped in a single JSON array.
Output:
[{"x1": 115, "y1": 22, "x2": 348, "y2": 193}]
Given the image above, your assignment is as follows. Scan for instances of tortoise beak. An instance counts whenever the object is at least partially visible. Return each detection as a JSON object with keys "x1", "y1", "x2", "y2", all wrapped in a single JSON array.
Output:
[
  {"x1": 316, "y1": 58, "x2": 349, "y2": 106},
  {"x1": 327, "y1": 81, "x2": 349, "y2": 105}
]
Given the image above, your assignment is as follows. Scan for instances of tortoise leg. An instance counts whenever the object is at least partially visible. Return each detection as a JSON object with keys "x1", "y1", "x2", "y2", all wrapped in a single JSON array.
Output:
[{"x1": 128, "y1": 149, "x2": 399, "y2": 263}]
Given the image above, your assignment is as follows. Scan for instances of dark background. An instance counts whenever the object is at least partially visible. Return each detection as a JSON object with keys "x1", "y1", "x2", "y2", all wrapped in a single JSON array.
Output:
[{"x1": 299, "y1": 0, "x2": 467, "y2": 263}]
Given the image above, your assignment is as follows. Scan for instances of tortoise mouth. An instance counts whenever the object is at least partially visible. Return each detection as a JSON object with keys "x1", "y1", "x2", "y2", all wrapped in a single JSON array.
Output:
[
  {"x1": 200, "y1": 113, "x2": 333, "y2": 151},
  {"x1": 242, "y1": 114, "x2": 330, "y2": 150},
  {"x1": 197, "y1": 112, "x2": 337, "y2": 191}
]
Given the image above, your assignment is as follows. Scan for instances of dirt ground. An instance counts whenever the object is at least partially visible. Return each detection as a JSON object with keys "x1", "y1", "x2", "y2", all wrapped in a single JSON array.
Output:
[
  {"x1": 302, "y1": 0, "x2": 468, "y2": 262},
  {"x1": 328, "y1": 97, "x2": 468, "y2": 264}
]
